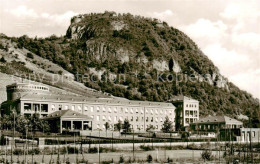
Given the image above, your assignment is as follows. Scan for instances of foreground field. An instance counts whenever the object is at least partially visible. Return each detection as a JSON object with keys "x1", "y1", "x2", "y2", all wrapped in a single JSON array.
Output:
[{"x1": 4, "y1": 149, "x2": 224, "y2": 163}]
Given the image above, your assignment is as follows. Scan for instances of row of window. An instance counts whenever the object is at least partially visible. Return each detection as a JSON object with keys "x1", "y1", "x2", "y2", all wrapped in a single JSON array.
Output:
[
  {"x1": 13, "y1": 85, "x2": 49, "y2": 90},
  {"x1": 185, "y1": 104, "x2": 197, "y2": 108},
  {"x1": 185, "y1": 110, "x2": 198, "y2": 117},
  {"x1": 24, "y1": 103, "x2": 48, "y2": 112},
  {"x1": 96, "y1": 124, "x2": 161, "y2": 130},
  {"x1": 95, "y1": 115, "x2": 173, "y2": 123},
  {"x1": 50, "y1": 104, "x2": 174, "y2": 115},
  {"x1": 185, "y1": 118, "x2": 197, "y2": 124}
]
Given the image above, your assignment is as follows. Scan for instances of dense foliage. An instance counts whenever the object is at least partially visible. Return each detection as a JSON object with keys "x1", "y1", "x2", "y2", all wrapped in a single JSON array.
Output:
[{"x1": 5, "y1": 12, "x2": 260, "y2": 126}]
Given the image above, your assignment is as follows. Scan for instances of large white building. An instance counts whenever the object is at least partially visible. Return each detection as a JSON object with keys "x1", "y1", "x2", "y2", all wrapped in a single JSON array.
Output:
[
  {"x1": 1, "y1": 83, "x2": 176, "y2": 132},
  {"x1": 171, "y1": 96, "x2": 199, "y2": 130}
]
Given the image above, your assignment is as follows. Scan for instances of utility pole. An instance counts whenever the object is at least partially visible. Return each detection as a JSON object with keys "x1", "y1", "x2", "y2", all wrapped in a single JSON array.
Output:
[
  {"x1": 133, "y1": 128, "x2": 135, "y2": 161},
  {"x1": 99, "y1": 129, "x2": 101, "y2": 164}
]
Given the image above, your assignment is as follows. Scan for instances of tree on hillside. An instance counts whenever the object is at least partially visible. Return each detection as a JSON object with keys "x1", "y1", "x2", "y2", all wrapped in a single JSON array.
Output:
[
  {"x1": 0, "y1": 57, "x2": 6, "y2": 63},
  {"x1": 161, "y1": 116, "x2": 173, "y2": 133},
  {"x1": 123, "y1": 119, "x2": 131, "y2": 133}
]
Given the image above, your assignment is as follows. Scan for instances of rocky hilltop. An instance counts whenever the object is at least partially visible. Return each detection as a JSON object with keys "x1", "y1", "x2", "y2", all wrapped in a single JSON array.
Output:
[{"x1": 0, "y1": 12, "x2": 259, "y2": 125}]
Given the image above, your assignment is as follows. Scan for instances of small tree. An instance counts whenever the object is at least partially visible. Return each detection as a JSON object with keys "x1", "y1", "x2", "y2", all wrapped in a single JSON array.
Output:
[
  {"x1": 161, "y1": 116, "x2": 173, "y2": 133},
  {"x1": 104, "y1": 122, "x2": 110, "y2": 137},
  {"x1": 123, "y1": 119, "x2": 131, "y2": 133},
  {"x1": 115, "y1": 120, "x2": 122, "y2": 132}
]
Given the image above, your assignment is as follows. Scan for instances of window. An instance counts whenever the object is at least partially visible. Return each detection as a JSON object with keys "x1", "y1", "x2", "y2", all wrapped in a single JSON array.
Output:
[
  {"x1": 185, "y1": 110, "x2": 189, "y2": 116},
  {"x1": 78, "y1": 106, "x2": 82, "y2": 111},
  {"x1": 51, "y1": 104, "x2": 55, "y2": 111},
  {"x1": 190, "y1": 111, "x2": 194, "y2": 117},
  {"x1": 72, "y1": 105, "x2": 75, "y2": 111},
  {"x1": 97, "y1": 107, "x2": 100, "y2": 112},
  {"x1": 151, "y1": 117, "x2": 153, "y2": 122},
  {"x1": 41, "y1": 104, "x2": 48, "y2": 112},
  {"x1": 65, "y1": 105, "x2": 69, "y2": 110},
  {"x1": 90, "y1": 106, "x2": 94, "y2": 112},
  {"x1": 33, "y1": 104, "x2": 40, "y2": 112},
  {"x1": 186, "y1": 104, "x2": 188, "y2": 107},
  {"x1": 252, "y1": 131, "x2": 256, "y2": 137},
  {"x1": 155, "y1": 109, "x2": 158, "y2": 114},
  {"x1": 84, "y1": 106, "x2": 88, "y2": 112},
  {"x1": 97, "y1": 115, "x2": 100, "y2": 121},
  {"x1": 102, "y1": 116, "x2": 106, "y2": 121},
  {"x1": 151, "y1": 109, "x2": 154, "y2": 115},
  {"x1": 24, "y1": 103, "x2": 32, "y2": 111},
  {"x1": 58, "y1": 105, "x2": 62, "y2": 111},
  {"x1": 125, "y1": 108, "x2": 128, "y2": 113},
  {"x1": 141, "y1": 109, "x2": 144, "y2": 114},
  {"x1": 114, "y1": 107, "x2": 117, "y2": 113},
  {"x1": 130, "y1": 108, "x2": 134, "y2": 114},
  {"x1": 146, "y1": 109, "x2": 149, "y2": 114},
  {"x1": 102, "y1": 107, "x2": 106, "y2": 112},
  {"x1": 131, "y1": 116, "x2": 133, "y2": 121},
  {"x1": 186, "y1": 118, "x2": 189, "y2": 123},
  {"x1": 190, "y1": 118, "x2": 193, "y2": 123},
  {"x1": 136, "y1": 117, "x2": 139, "y2": 121},
  {"x1": 194, "y1": 111, "x2": 198, "y2": 117},
  {"x1": 114, "y1": 116, "x2": 117, "y2": 122},
  {"x1": 108, "y1": 116, "x2": 112, "y2": 121},
  {"x1": 146, "y1": 117, "x2": 149, "y2": 122},
  {"x1": 136, "y1": 109, "x2": 139, "y2": 113},
  {"x1": 108, "y1": 107, "x2": 112, "y2": 113},
  {"x1": 155, "y1": 117, "x2": 158, "y2": 122}
]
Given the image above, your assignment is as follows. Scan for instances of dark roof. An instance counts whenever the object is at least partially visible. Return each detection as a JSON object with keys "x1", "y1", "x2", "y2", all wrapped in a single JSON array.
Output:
[
  {"x1": 192, "y1": 116, "x2": 243, "y2": 125},
  {"x1": 42, "y1": 110, "x2": 92, "y2": 120},
  {"x1": 169, "y1": 95, "x2": 198, "y2": 102}
]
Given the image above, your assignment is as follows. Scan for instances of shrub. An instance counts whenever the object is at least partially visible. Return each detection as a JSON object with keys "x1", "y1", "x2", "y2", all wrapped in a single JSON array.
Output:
[
  {"x1": 147, "y1": 154, "x2": 153, "y2": 163},
  {"x1": 88, "y1": 147, "x2": 103, "y2": 153},
  {"x1": 28, "y1": 148, "x2": 41, "y2": 155},
  {"x1": 0, "y1": 57, "x2": 6, "y2": 63},
  {"x1": 140, "y1": 145, "x2": 154, "y2": 151},
  {"x1": 201, "y1": 149, "x2": 213, "y2": 161},
  {"x1": 102, "y1": 159, "x2": 113, "y2": 164},
  {"x1": 0, "y1": 135, "x2": 7, "y2": 145},
  {"x1": 167, "y1": 157, "x2": 173, "y2": 163},
  {"x1": 119, "y1": 155, "x2": 124, "y2": 163},
  {"x1": 13, "y1": 148, "x2": 23, "y2": 155},
  {"x1": 26, "y1": 52, "x2": 34, "y2": 59},
  {"x1": 67, "y1": 146, "x2": 78, "y2": 154}
]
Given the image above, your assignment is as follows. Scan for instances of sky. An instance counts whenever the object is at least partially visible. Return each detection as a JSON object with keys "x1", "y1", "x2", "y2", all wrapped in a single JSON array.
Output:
[{"x1": 0, "y1": 0, "x2": 260, "y2": 99}]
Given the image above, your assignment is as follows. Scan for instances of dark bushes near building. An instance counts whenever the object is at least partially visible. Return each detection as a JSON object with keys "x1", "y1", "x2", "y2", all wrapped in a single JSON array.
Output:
[
  {"x1": 88, "y1": 147, "x2": 103, "y2": 153},
  {"x1": 140, "y1": 145, "x2": 154, "y2": 151},
  {"x1": 201, "y1": 149, "x2": 213, "y2": 161},
  {"x1": 119, "y1": 155, "x2": 124, "y2": 163},
  {"x1": 13, "y1": 148, "x2": 23, "y2": 155},
  {"x1": 26, "y1": 52, "x2": 34, "y2": 59},
  {"x1": 147, "y1": 154, "x2": 153, "y2": 163},
  {"x1": 0, "y1": 135, "x2": 7, "y2": 145}
]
